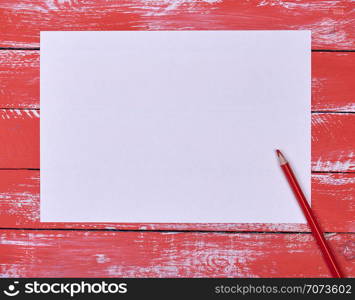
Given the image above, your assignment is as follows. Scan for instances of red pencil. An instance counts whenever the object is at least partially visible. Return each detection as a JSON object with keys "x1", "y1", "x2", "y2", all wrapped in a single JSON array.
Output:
[{"x1": 276, "y1": 149, "x2": 343, "y2": 278}]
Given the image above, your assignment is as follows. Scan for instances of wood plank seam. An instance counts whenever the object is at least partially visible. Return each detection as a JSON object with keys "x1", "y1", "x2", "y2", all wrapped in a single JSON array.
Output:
[
  {"x1": 0, "y1": 227, "x2": 355, "y2": 236},
  {"x1": 0, "y1": 1, "x2": 353, "y2": 278}
]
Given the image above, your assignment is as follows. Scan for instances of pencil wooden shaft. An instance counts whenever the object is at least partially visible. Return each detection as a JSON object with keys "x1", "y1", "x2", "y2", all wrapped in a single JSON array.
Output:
[{"x1": 281, "y1": 162, "x2": 343, "y2": 278}]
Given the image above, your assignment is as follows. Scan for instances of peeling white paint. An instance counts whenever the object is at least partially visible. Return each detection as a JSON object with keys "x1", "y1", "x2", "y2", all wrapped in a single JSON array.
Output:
[
  {"x1": 312, "y1": 157, "x2": 354, "y2": 172},
  {"x1": 95, "y1": 254, "x2": 111, "y2": 264},
  {"x1": 31, "y1": 109, "x2": 40, "y2": 118},
  {"x1": 0, "y1": 264, "x2": 23, "y2": 278},
  {"x1": 139, "y1": 0, "x2": 220, "y2": 17},
  {"x1": 314, "y1": 173, "x2": 355, "y2": 186},
  {"x1": 295, "y1": 18, "x2": 354, "y2": 48},
  {"x1": 257, "y1": 0, "x2": 339, "y2": 10},
  {"x1": 24, "y1": 110, "x2": 33, "y2": 118},
  {"x1": 0, "y1": 240, "x2": 48, "y2": 246}
]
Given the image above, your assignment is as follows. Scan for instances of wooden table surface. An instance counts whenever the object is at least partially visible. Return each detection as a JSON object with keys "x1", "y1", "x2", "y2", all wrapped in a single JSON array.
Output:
[{"x1": 0, "y1": 0, "x2": 354, "y2": 278}]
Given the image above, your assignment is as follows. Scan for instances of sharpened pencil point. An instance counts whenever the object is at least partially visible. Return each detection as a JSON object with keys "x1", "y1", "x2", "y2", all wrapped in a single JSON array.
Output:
[{"x1": 276, "y1": 149, "x2": 287, "y2": 165}]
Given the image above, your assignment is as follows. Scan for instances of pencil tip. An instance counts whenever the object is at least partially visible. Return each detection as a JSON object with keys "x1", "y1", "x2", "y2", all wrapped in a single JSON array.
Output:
[{"x1": 275, "y1": 149, "x2": 287, "y2": 165}]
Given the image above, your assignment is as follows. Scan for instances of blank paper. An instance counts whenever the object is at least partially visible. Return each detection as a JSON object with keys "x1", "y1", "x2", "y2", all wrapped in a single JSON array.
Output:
[{"x1": 40, "y1": 31, "x2": 311, "y2": 223}]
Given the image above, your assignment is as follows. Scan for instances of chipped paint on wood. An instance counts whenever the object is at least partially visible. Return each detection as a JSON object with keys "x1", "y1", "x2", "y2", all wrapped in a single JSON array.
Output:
[
  {"x1": 0, "y1": 171, "x2": 353, "y2": 232},
  {"x1": 0, "y1": 230, "x2": 353, "y2": 277},
  {"x1": 1, "y1": 51, "x2": 354, "y2": 111},
  {"x1": 312, "y1": 173, "x2": 355, "y2": 232},
  {"x1": 0, "y1": 110, "x2": 39, "y2": 168},
  {"x1": 0, "y1": 0, "x2": 354, "y2": 279},
  {"x1": 0, "y1": 112, "x2": 353, "y2": 171},
  {"x1": 311, "y1": 114, "x2": 355, "y2": 172},
  {"x1": 0, "y1": 51, "x2": 39, "y2": 109},
  {"x1": 0, "y1": 0, "x2": 354, "y2": 49},
  {"x1": 312, "y1": 52, "x2": 355, "y2": 112}
]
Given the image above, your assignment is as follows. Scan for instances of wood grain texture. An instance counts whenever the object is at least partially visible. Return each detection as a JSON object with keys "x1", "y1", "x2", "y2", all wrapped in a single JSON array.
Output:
[
  {"x1": 312, "y1": 52, "x2": 355, "y2": 112},
  {"x1": 0, "y1": 171, "x2": 353, "y2": 232},
  {"x1": 311, "y1": 113, "x2": 354, "y2": 172},
  {"x1": 0, "y1": 0, "x2": 354, "y2": 49},
  {"x1": 0, "y1": 51, "x2": 39, "y2": 109},
  {"x1": 0, "y1": 110, "x2": 354, "y2": 171},
  {"x1": 0, "y1": 0, "x2": 354, "y2": 279},
  {"x1": 1, "y1": 51, "x2": 354, "y2": 111},
  {"x1": 0, "y1": 230, "x2": 353, "y2": 277}
]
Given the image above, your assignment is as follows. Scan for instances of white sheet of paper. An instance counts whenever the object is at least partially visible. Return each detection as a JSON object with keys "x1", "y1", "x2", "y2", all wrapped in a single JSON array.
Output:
[{"x1": 40, "y1": 31, "x2": 310, "y2": 223}]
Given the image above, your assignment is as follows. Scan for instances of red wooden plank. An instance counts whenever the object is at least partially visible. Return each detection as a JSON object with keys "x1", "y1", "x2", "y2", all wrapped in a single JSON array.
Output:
[
  {"x1": 0, "y1": 230, "x2": 353, "y2": 277},
  {"x1": 1, "y1": 51, "x2": 354, "y2": 111},
  {"x1": 0, "y1": 111, "x2": 354, "y2": 171},
  {"x1": 0, "y1": 109, "x2": 39, "y2": 169},
  {"x1": 0, "y1": 0, "x2": 354, "y2": 49},
  {"x1": 312, "y1": 173, "x2": 355, "y2": 232},
  {"x1": 311, "y1": 113, "x2": 355, "y2": 172},
  {"x1": 0, "y1": 51, "x2": 39, "y2": 109},
  {"x1": 312, "y1": 52, "x2": 355, "y2": 112},
  {"x1": 0, "y1": 171, "x2": 353, "y2": 232},
  {"x1": 0, "y1": 1, "x2": 352, "y2": 280}
]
